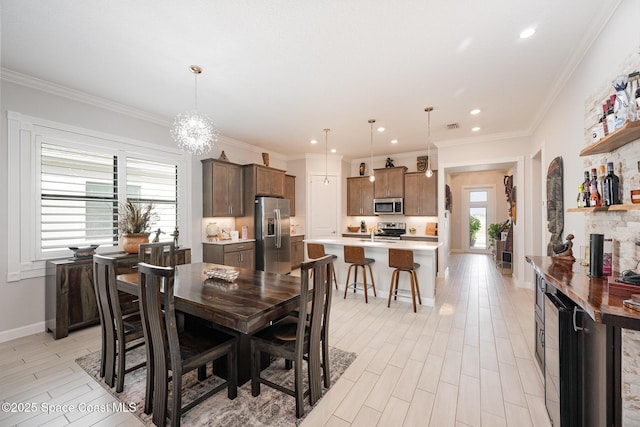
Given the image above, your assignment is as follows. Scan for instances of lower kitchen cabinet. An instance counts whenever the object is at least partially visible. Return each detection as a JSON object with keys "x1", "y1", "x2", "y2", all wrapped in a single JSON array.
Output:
[
  {"x1": 290, "y1": 235, "x2": 304, "y2": 269},
  {"x1": 45, "y1": 247, "x2": 191, "y2": 339},
  {"x1": 203, "y1": 241, "x2": 255, "y2": 269}
]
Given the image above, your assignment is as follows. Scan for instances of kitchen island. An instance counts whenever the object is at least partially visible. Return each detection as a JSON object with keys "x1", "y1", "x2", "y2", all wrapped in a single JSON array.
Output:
[{"x1": 305, "y1": 237, "x2": 440, "y2": 306}]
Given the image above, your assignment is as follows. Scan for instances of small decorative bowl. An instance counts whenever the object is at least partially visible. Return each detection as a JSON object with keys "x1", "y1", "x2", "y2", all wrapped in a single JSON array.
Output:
[
  {"x1": 347, "y1": 226, "x2": 360, "y2": 232},
  {"x1": 203, "y1": 268, "x2": 239, "y2": 282},
  {"x1": 68, "y1": 245, "x2": 99, "y2": 259}
]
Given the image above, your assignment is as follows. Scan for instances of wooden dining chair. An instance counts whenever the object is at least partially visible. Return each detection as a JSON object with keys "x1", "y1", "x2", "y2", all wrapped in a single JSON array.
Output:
[
  {"x1": 93, "y1": 254, "x2": 145, "y2": 393},
  {"x1": 137, "y1": 262, "x2": 237, "y2": 427},
  {"x1": 250, "y1": 254, "x2": 336, "y2": 418},
  {"x1": 343, "y1": 245, "x2": 376, "y2": 303},
  {"x1": 307, "y1": 243, "x2": 339, "y2": 289},
  {"x1": 387, "y1": 248, "x2": 422, "y2": 312},
  {"x1": 139, "y1": 242, "x2": 176, "y2": 267}
]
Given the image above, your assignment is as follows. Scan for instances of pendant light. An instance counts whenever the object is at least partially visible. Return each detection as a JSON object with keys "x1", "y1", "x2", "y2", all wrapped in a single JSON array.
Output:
[
  {"x1": 170, "y1": 65, "x2": 219, "y2": 155},
  {"x1": 323, "y1": 128, "x2": 330, "y2": 185},
  {"x1": 425, "y1": 107, "x2": 434, "y2": 178},
  {"x1": 368, "y1": 119, "x2": 376, "y2": 182}
]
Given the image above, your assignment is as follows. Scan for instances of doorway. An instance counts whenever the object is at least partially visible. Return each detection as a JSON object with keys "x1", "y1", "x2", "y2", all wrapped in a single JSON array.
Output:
[{"x1": 463, "y1": 186, "x2": 495, "y2": 253}]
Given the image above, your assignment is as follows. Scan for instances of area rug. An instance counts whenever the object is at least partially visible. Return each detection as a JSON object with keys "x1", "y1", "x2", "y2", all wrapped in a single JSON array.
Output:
[{"x1": 76, "y1": 345, "x2": 356, "y2": 426}]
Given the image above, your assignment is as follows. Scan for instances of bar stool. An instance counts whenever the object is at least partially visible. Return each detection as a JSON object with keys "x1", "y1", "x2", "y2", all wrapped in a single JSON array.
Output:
[
  {"x1": 307, "y1": 243, "x2": 339, "y2": 289},
  {"x1": 343, "y1": 246, "x2": 376, "y2": 303},
  {"x1": 387, "y1": 248, "x2": 422, "y2": 312}
]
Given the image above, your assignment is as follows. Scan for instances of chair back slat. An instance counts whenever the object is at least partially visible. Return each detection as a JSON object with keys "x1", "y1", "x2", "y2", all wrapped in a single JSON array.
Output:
[
  {"x1": 344, "y1": 246, "x2": 365, "y2": 264},
  {"x1": 389, "y1": 248, "x2": 414, "y2": 270},
  {"x1": 139, "y1": 242, "x2": 176, "y2": 268},
  {"x1": 300, "y1": 255, "x2": 335, "y2": 352},
  {"x1": 93, "y1": 255, "x2": 118, "y2": 360}
]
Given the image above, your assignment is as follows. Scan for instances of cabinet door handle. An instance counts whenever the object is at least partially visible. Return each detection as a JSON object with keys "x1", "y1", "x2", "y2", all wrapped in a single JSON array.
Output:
[
  {"x1": 573, "y1": 307, "x2": 584, "y2": 332},
  {"x1": 240, "y1": 253, "x2": 244, "y2": 262}
]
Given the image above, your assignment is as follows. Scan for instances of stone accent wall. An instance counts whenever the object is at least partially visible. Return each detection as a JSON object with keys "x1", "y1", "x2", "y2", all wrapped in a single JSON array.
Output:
[
  {"x1": 582, "y1": 46, "x2": 640, "y2": 273},
  {"x1": 583, "y1": 46, "x2": 640, "y2": 426}
]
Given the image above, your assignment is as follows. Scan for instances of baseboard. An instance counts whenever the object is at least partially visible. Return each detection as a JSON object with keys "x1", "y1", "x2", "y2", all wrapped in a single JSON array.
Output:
[{"x1": 0, "y1": 322, "x2": 46, "y2": 343}]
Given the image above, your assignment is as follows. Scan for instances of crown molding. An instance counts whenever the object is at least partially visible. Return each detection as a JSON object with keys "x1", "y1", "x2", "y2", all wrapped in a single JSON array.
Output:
[{"x1": 1, "y1": 67, "x2": 172, "y2": 126}]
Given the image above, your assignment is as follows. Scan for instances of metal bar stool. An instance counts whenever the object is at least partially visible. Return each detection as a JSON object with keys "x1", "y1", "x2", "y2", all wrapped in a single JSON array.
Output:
[
  {"x1": 387, "y1": 248, "x2": 422, "y2": 312},
  {"x1": 343, "y1": 246, "x2": 376, "y2": 303},
  {"x1": 307, "y1": 243, "x2": 339, "y2": 289}
]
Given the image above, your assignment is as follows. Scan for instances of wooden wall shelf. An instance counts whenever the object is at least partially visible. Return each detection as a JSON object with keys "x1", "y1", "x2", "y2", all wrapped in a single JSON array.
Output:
[
  {"x1": 579, "y1": 120, "x2": 640, "y2": 156},
  {"x1": 567, "y1": 204, "x2": 640, "y2": 213}
]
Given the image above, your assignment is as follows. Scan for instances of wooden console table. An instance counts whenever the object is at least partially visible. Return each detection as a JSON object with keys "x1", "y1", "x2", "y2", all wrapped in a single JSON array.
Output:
[{"x1": 45, "y1": 247, "x2": 191, "y2": 339}]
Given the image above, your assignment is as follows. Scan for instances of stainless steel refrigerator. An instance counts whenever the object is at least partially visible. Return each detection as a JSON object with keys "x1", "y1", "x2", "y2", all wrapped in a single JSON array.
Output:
[{"x1": 255, "y1": 197, "x2": 291, "y2": 274}]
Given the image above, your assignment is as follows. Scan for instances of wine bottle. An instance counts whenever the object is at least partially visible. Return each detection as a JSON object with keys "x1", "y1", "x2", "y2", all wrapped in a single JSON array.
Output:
[
  {"x1": 590, "y1": 168, "x2": 602, "y2": 207},
  {"x1": 603, "y1": 162, "x2": 620, "y2": 205},
  {"x1": 577, "y1": 184, "x2": 584, "y2": 208},
  {"x1": 607, "y1": 96, "x2": 617, "y2": 134},
  {"x1": 598, "y1": 165, "x2": 606, "y2": 198},
  {"x1": 583, "y1": 171, "x2": 591, "y2": 207},
  {"x1": 602, "y1": 104, "x2": 609, "y2": 135}
]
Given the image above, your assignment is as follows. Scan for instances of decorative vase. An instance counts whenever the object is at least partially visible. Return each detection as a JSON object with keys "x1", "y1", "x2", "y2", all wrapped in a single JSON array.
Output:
[{"x1": 121, "y1": 233, "x2": 150, "y2": 254}]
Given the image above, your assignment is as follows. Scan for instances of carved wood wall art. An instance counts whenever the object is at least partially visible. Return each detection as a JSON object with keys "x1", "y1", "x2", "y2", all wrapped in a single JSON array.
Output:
[{"x1": 546, "y1": 156, "x2": 564, "y2": 256}]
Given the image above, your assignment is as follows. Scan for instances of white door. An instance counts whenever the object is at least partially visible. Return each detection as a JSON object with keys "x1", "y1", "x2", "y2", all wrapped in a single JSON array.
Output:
[
  {"x1": 309, "y1": 175, "x2": 338, "y2": 239},
  {"x1": 462, "y1": 186, "x2": 495, "y2": 254}
]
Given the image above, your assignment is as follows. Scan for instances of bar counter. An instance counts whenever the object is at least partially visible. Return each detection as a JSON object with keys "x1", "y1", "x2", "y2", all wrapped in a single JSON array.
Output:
[{"x1": 526, "y1": 255, "x2": 640, "y2": 330}]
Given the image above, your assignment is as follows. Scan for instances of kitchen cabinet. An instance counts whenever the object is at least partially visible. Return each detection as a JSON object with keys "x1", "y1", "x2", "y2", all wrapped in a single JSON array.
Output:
[
  {"x1": 404, "y1": 171, "x2": 437, "y2": 216},
  {"x1": 202, "y1": 159, "x2": 243, "y2": 217},
  {"x1": 347, "y1": 176, "x2": 374, "y2": 216},
  {"x1": 373, "y1": 166, "x2": 407, "y2": 198},
  {"x1": 290, "y1": 235, "x2": 304, "y2": 268},
  {"x1": 285, "y1": 174, "x2": 296, "y2": 216},
  {"x1": 533, "y1": 270, "x2": 545, "y2": 372},
  {"x1": 203, "y1": 241, "x2": 255, "y2": 270},
  {"x1": 244, "y1": 164, "x2": 285, "y2": 197},
  {"x1": 45, "y1": 248, "x2": 191, "y2": 339}
]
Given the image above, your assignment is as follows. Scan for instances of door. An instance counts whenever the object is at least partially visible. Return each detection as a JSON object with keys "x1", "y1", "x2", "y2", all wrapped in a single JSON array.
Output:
[
  {"x1": 309, "y1": 175, "x2": 338, "y2": 239},
  {"x1": 462, "y1": 186, "x2": 494, "y2": 253}
]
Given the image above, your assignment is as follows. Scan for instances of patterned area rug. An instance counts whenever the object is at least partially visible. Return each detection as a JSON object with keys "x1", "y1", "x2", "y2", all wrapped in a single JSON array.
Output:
[{"x1": 76, "y1": 345, "x2": 356, "y2": 426}]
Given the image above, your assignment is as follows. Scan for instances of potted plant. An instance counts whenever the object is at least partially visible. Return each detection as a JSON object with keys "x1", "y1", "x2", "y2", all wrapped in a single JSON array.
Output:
[
  {"x1": 469, "y1": 215, "x2": 481, "y2": 246},
  {"x1": 488, "y1": 220, "x2": 511, "y2": 247},
  {"x1": 118, "y1": 200, "x2": 156, "y2": 253}
]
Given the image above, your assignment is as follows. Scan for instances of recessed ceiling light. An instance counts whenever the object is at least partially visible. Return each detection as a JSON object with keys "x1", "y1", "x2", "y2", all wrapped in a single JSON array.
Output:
[
  {"x1": 470, "y1": 109, "x2": 481, "y2": 115},
  {"x1": 377, "y1": 127, "x2": 385, "y2": 132},
  {"x1": 472, "y1": 127, "x2": 481, "y2": 132},
  {"x1": 520, "y1": 28, "x2": 535, "y2": 39},
  {"x1": 391, "y1": 139, "x2": 398, "y2": 144},
  {"x1": 310, "y1": 139, "x2": 317, "y2": 144},
  {"x1": 331, "y1": 148, "x2": 337, "y2": 153}
]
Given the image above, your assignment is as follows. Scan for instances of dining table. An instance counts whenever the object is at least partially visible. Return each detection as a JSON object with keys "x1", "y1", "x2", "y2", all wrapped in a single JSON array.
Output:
[{"x1": 116, "y1": 261, "x2": 303, "y2": 385}]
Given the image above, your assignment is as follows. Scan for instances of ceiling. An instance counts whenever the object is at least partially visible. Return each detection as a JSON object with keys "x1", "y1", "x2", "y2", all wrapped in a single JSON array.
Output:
[{"x1": 1, "y1": 0, "x2": 620, "y2": 160}]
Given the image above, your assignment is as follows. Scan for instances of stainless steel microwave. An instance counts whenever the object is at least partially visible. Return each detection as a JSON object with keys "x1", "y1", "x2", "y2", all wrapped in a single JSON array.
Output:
[{"x1": 374, "y1": 198, "x2": 404, "y2": 215}]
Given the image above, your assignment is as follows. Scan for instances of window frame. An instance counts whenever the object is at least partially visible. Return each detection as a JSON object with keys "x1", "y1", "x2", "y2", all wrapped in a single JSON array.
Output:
[{"x1": 7, "y1": 111, "x2": 191, "y2": 282}]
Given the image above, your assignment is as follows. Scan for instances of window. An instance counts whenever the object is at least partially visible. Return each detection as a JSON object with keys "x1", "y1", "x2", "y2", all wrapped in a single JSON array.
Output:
[{"x1": 7, "y1": 111, "x2": 189, "y2": 281}]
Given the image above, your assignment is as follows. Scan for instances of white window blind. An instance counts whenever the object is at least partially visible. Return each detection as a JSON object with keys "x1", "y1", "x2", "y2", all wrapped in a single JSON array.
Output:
[
  {"x1": 126, "y1": 157, "x2": 178, "y2": 242},
  {"x1": 40, "y1": 143, "x2": 118, "y2": 252}
]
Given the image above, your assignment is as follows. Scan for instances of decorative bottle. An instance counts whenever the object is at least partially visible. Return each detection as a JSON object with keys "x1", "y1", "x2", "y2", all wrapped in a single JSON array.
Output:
[
  {"x1": 590, "y1": 168, "x2": 602, "y2": 207},
  {"x1": 603, "y1": 162, "x2": 621, "y2": 205},
  {"x1": 583, "y1": 171, "x2": 591, "y2": 207},
  {"x1": 577, "y1": 184, "x2": 584, "y2": 208},
  {"x1": 598, "y1": 165, "x2": 606, "y2": 198}
]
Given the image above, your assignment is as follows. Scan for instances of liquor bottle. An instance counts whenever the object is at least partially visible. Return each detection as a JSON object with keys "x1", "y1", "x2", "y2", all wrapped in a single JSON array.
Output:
[
  {"x1": 598, "y1": 165, "x2": 606, "y2": 198},
  {"x1": 583, "y1": 171, "x2": 591, "y2": 207},
  {"x1": 607, "y1": 96, "x2": 617, "y2": 134},
  {"x1": 590, "y1": 168, "x2": 602, "y2": 207},
  {"x1": 603, "y1": 162, "x2": 620, "y2": 205},
  {"x1": 577, "y1": 184, "x2": 584, "y2": 208}
]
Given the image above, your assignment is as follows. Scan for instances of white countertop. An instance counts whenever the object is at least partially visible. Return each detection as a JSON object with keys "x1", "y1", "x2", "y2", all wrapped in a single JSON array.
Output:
[
  {"x1": 305, "y1": 237, "x2": 440, "y2": 251},
  {"x1": 202, "y1": 239, "x2": 256, "y2": 245}
]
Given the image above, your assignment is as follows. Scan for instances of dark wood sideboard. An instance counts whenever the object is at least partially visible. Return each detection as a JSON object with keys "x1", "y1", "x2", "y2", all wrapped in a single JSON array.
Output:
[{"x1": 45, "y1": 248, "x2": 191, "y2": 339}]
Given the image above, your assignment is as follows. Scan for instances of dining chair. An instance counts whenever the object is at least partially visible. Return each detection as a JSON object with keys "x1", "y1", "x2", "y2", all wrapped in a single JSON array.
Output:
[
  {"x1": 250, "y1": 254, "x2": 336, "y2": 418},
  {"x1": 137, "y1": 262, "x2": 237, "y2": 427},
  {"x1": 139, "y1": 242, "x2": 176, "y2": 267},
  {"x1": 307, "y1": 243, "x2": 339, "y2": 289},
  {"x1": 387, "y1": 248, "x2": 422, "y2": 312},
  {"x1": 343, "y1": 245, "x2": 376, "y2": 303},
  {"x1": 93, "y1": 254, "x2": 145, "y2": 393}
]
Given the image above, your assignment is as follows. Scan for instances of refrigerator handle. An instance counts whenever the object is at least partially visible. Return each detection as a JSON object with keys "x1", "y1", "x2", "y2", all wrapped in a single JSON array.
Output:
[{"x1": 275, "y1": 208, "x2": 281, "y2": 248}]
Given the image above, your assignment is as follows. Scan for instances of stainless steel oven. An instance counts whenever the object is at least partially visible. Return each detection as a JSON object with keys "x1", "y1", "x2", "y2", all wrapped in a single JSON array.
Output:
[{"x1": 373, "y1": 198, "x2": 403, "y2": 215}]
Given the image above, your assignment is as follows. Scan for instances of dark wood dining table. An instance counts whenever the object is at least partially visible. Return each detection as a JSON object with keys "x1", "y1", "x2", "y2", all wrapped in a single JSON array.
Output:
[{"x1": 116, "y1": 262, "x2": 302, "y2": 384}]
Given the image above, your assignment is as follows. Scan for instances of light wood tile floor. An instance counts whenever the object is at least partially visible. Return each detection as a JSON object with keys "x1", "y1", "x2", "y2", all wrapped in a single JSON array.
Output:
[{"x1": 0, "y1": 254, "x2": 551, "y2": 426}]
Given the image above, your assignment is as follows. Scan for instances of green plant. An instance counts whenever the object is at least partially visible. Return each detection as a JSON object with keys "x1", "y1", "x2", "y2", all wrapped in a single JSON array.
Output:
[
  {"x1": 488, "y1": 220, "x2": 511, "y2": 241},
  {"x1": 469, "y1": 215, "x2": 481, "y2": 243},
  {"x1": 118, "y1": 200, "x2": 156, "y2": 235}
]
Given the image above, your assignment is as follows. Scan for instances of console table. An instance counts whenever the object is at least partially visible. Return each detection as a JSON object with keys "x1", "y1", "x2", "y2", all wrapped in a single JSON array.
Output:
[{"x1": 45, "y1": 248, "x2": 191, "y2": 339}]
